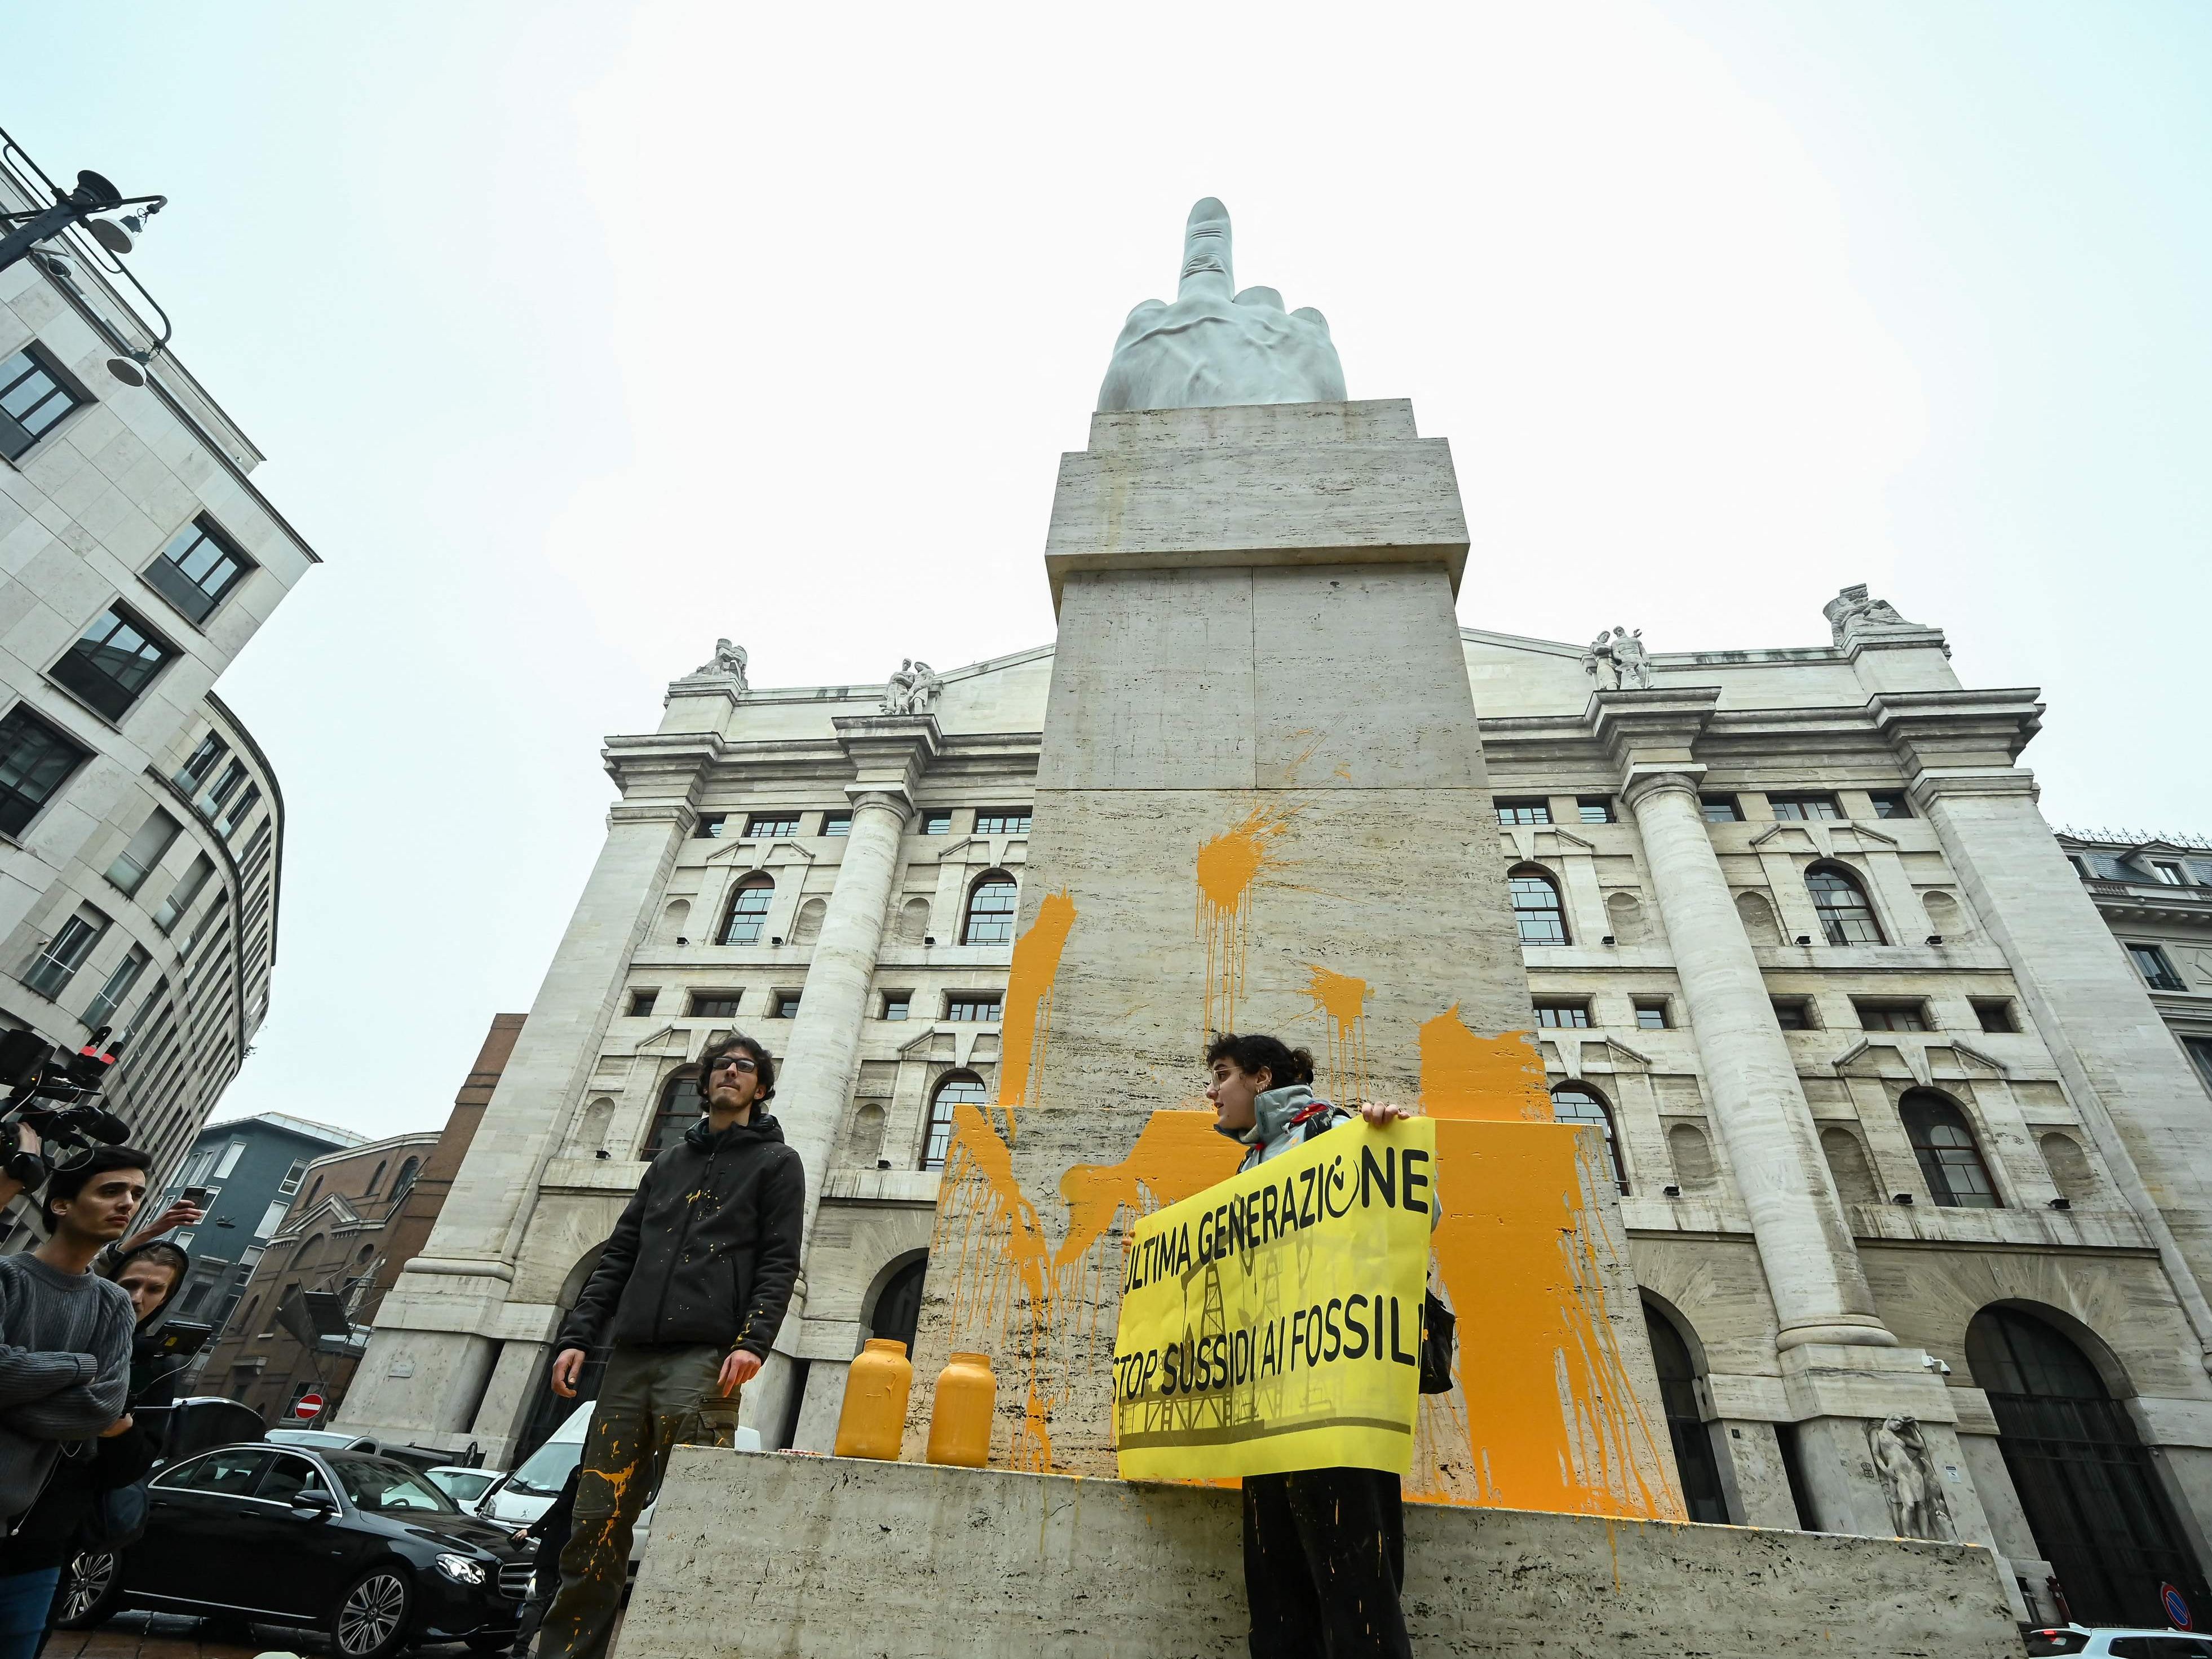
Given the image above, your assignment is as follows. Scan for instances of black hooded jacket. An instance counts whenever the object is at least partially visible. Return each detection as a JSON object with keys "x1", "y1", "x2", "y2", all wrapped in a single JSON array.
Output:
[{"x1": 555, "y1": 1112, "x2": 804, "y2": 1360}]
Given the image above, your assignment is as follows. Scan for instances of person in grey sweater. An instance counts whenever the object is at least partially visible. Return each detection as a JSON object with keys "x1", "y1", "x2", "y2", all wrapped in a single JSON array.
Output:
[{"x1": 0, "y1": 1145, "x2": 145, "y2": 1659}]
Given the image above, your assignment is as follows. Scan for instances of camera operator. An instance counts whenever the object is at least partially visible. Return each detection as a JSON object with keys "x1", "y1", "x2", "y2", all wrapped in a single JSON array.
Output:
[{"x1": 0, "y1": 1145, "x2": 147, "y2": 1659}]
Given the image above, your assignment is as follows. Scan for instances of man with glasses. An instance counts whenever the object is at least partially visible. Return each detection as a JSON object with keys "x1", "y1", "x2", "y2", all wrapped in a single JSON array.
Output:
[{"x1": 537, "y1": 1033, "x2": 803, "y2": 1659}]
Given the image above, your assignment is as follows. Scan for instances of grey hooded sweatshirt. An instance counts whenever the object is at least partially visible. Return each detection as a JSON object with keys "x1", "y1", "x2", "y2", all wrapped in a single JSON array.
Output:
[{"x1": 0, "y1": 1254, "x2": 134, "y2": 1529}]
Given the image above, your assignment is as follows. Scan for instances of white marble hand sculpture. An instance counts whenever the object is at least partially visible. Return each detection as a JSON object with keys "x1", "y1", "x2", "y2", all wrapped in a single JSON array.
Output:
[{"x1": 1097, "y1": 198, "x2": 1347, "y2": 412}]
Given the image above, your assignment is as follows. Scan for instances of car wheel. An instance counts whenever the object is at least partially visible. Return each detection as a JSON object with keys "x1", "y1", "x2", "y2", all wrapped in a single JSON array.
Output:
[
  {"x1": 51, "y1": 1549, "x2": 125, "y2": 1628},
  {"x1": 330, "y1": 1563, "x2": 414, "y2": 1659}
]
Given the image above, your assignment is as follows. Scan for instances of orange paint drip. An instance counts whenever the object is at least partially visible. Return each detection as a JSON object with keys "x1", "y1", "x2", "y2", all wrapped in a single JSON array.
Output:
[
  {"x1": 994, "y1": 890, "x2": 1077, "y2": 1138},
  {"x1": 1059, "y1": 1109, "x2": 1243, "y2": 1268},
  {"x1": 1413, "y1": 1117, "x2": 1683, "y2": 1519},
  {"x1": 1417, "y1": 1005, "x2": 1551, "y2": 1121},
  {"x1": 1195, "y1": 803, "x2": 1297, "y2": 1037},
  {"x1": 1302, "y1": 963, "x2": 1369, "y2": 1103}
]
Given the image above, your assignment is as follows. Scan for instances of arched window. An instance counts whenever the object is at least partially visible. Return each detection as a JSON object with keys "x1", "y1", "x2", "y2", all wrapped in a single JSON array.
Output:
[
  {"x1": 721, "y1": 874, "x2": 775, "y2": 945},
  {"x1": 1967, "y1": 1306, "x2": 2206, "y2": 1626},
  {"x1": 1509, "y1": 865, "x2": 1569, "y2": 946},
  {"x1": 961, "y1": 873, "x2": 1019, "y2": 946},
  {"x1": 389, "y1": 1157, "x2": 421, "y2": 1204},
  {"x1": 922, "y1": 1072, "x2": 987, "y2": 1171},
  {"x1": 1551, "y1": 1082, "x2": 1625, "y2": 1192},
  {"x1": 364, "y1": 1162, "x2": 386, "y2": 1195},
  {"x1": 1642, "y1": 1298, "x2": 1729, "y2": 1524},
  {"x1": 1899, "y1": 1090, "x2": 1999, "y2": 1208},
  {"x1": 1806, "y1": 862, "x2": 1884, "y2": 946},
  {"x1": 304, "y1": 1176, "x2": 321, "y2": 1205},
  {"x1": 868, "y1": 1255, "x2": 928, "y2": 1353},
  {"x1": 242, "y1": 1294, "x2": 263, "y2": 1335},
  {"x1": 647, "y1": 1070, "x2": 706, "y2": 1156}
]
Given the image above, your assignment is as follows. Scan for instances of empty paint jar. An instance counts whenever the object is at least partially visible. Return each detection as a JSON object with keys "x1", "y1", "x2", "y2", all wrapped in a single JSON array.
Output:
[
  {"x1": 926, "y1": 1351, "x2": 996, "y2": 1467},
  {"x1": 832, "y1": 1338, "x2": 912, "y2": 1461}
]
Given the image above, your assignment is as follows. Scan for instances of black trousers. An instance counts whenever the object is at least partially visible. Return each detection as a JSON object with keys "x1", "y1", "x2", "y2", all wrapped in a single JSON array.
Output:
[{"x1": 1241, "y1": 1467, "x2": 1412, "y2": 1658}]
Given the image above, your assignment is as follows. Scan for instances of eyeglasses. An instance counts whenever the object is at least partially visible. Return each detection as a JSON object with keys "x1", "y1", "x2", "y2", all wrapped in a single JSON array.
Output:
[{"x1": 707, "y1": 1056, "x2": 759, "y2": 1076}]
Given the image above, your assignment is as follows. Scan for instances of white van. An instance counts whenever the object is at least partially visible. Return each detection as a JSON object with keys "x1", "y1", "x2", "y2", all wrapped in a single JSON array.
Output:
[{"x1": 479, "y1": 1400, "x2": 759, "y2": 1569}]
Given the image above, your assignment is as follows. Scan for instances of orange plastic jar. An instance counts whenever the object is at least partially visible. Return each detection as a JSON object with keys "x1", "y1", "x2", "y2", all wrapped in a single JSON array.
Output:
[
  {"x1": 925, "y1": 1350, "x2": 997, "y2": 1467},
  {"x1": 832, "y1": 1337, "x2": 912, "y2": 1460}
]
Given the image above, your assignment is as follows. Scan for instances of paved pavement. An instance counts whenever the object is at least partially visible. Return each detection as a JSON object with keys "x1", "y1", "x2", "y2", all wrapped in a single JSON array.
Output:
[{"x1": 44, "y1": 1611, "x2": 504, "y2": 1656}]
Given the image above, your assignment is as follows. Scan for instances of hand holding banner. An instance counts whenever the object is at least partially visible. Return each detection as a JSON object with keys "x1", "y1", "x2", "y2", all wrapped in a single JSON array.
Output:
[{"x1": 1113, "y1": 1116, "x2": 1436, "y2": 1481}]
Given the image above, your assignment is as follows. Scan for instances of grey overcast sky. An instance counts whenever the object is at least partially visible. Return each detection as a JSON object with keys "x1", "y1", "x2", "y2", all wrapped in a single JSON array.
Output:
[{"x1": 9, "y1": 1, "x2": 2209, "y2": 1141}]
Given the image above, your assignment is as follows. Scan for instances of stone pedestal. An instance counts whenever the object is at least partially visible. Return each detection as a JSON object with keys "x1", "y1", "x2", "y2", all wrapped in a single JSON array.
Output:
[{"x1": 618, "y1": 1448, "x2": 2024, "y2": 1659}]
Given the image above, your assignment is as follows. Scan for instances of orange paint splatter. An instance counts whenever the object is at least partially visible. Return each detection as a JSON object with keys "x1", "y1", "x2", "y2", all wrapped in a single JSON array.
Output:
[
  {"x1": 1415, "y1": 1118, "x2": 1683, "y2": 1520},
  {"x1": 994, "y1": 890, "x2": 1077, "y2": 1138},
  {"x1": 1418, "y1": 1005, "x2": 1551, "y2": 1122},
  {"x1": 1195, "y1": 803, "x2": 1297, "y2": 1037},
  {"x1": 1059, "y1": 1110, "x2": 1243, "y2": 1268},
  {"x1": 1302, "y1": 963, "x2": 1369, "y2": 1104}
]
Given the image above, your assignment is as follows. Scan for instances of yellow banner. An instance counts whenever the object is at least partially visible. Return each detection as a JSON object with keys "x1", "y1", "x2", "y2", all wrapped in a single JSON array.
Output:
[{"x1": 1113, "y1": 1116, "x2": 1435, "y2": 1480}]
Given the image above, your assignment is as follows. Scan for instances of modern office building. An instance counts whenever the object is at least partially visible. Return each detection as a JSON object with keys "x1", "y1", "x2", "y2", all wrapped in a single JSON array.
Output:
[
  {"x1": 0, "y1": 141, "x2": 316, "y2": 1237},
  {"x1": 203, "y1": 1014, "x2": 520, "y2": 1422}
]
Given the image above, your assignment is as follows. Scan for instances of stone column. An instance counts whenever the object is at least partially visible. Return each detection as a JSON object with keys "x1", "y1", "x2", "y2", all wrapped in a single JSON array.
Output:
[
  {"x1": 1878, "y1": 689, "x2": 2212, "y2": 1365},
  {"x1": 338, "y1": 797, "x2": 697, "y2": 1447},
  {"x1": 1600, "y1": 691, "x2": 1891, "y2": 1351}
]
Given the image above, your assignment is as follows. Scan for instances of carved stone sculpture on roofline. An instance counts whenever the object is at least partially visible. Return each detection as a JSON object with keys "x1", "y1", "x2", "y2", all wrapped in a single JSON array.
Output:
[
  {"x1": 881, "y1": 658, "x2": 943, "y2": 718},
  {"x1": 1098, "y1": 198, "x2": 1347, "y2": 413},
  {"x1": 690, "y1": 638, "x2": 749, "y2": 689},
  {"x1": 1582, "y1": 627, "x2": 1654, "y2": 692}
]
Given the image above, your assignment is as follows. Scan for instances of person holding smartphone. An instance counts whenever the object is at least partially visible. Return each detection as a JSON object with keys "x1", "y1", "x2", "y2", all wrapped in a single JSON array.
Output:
[{"x1": 534, "y1": 1033, "x2": 804, "y2": 1659}]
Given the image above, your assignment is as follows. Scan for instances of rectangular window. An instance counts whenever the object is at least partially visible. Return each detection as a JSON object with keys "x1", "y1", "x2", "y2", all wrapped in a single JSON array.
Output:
[
  {"x1": 1771, "y1": 999, "x2": 1814, "y2": 1030},
  {"x1": 82, "y1": 945, "x2": 147, "y2": 1028},
  {"x1": 216, "y1": 782, "x2": 260, "y2": 840},
  {"x1": 921, "y1": 812, "x2": 953, "y2": 835},
  {"x1": 214, "y1": 1139, "x2": 247, "y2": 1179},
  {"x1": 24, "y1": 906, "x2": 109, "y2": 999},
  {"x1": 50, "y1": 606, "x2": 175, "y2": 723},
  {"x1": 1576, "y1": 798, "x2": 1614, "y2": 824},
  {"x1": 173, "y1": 731, "x2": 228, "y2": 794},
  {"x1": 1701, "y1": 797, "x2": 1744, "y2": 824},
  {"x1": 1634, "y1": 1002, "x2": 1670, "y2": 1030},
  {"x1": 0, "y1": 705, "x2": 91, "y2": 837},
  {"x1": 106, "y1": 808, "x2": 182, "y2": 897},
  {"x1": 1495, "y1": 800, "x2": 1551, "y2": 826},
  {"x1": 143, "y1": 517, "x2": 254, "y2": 625},
  {"x1": 744, "y1": 813, "x2": 799, "y2": 838},
  {"x1": 694, "y1": 815, "x2": 726, "y2": 839},
  {"x1": 974, "y1": 809, "x2": 1032, "y2": 835},
  {"x1": 881, "y1": 992, "x2": 910, "y2": 1021},
  {"x1": 1769, "y1": 794, "x2": 1843, "y2": 821},
  {"x1": 771, "y1": 992, "x2": 801, "y2": 1017},
  {"x1": 1533, "y1": 1000, "x2": 1590, "y2": 1028},
  {"x1": 196, "y1": 759, "x2": 247, "y2": 822},
  {"x1": 2066, "y1": 854, "x2": 2090, "y2": 879},
  {"x1": 1869, "y1": 793, "x2": 1912, "y2": 820},
  {"x1": 1856, "y1": 1001, "x2": 1929, "y2": 1033},
  {"x1": 2152, "y1": 861, "x2": 2188, "y2": 887},
  {"x1": 277, "y1": 1159, "x2": 310, "y2": 1197},
  {"x1": 946, "y1": 994, "x2": 1002, "y2": 1022},
  {"x1": 2130, "y1": 944, "x2": 2188, "y2": 992},
  {"x1": 1973, "y1": 999, "x2": 2017, "y2": 1034},
  {"x1": 2186, "y1": 1037, "x2": 2212, "y2": 1095},
  {"x1": 821, "y1": 812, "x2": 852, "y2": 837},
  {"x1": 0, "y1": 346, "x2": 83, "y2": 459},
  {"x1": 627, "y1": 988, "x2": 658, "y2": 1017},
  {"x1": 689, "y1": 993, "x2": 741, "y2": 1018},
  {"x1": 254, "y1": 1200, "x2": 289, "y2": 1239},
  {"x1": 152, "y1": 854, "x2": 214, "y2": 934}
]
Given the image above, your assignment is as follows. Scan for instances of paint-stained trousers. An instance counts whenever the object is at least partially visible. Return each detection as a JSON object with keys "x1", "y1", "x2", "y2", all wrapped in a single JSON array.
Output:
[
  {"x1": 537, "y1": 1343, "x2": 737, "y2": 1659},
  {"x1": 1242, "y1": 1467, "x2": 1413, "y2": 1659}
]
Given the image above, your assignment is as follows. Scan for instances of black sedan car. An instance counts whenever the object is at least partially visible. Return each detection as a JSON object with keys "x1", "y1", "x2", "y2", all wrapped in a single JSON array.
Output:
[{"x1": 57, "y1": 1441, "x2": 534, "y2": 1657}]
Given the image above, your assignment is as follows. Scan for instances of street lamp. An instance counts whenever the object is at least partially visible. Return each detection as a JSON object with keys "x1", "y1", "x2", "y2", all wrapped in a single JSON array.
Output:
[{"x1": 0, "y1": 124, "x2": 172, "y2": 385}]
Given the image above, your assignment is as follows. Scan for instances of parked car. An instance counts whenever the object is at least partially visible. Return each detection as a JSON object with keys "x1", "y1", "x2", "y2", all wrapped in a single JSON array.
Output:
[
  {"x1": 54, "y1": 1442, "x2": 532, "y2": 1658},
  {"x1": 2027, "y1": 1627, "x2": 2212, "y2": 1656},
  {"x1": 424, "y1": 1464, "x2": 505, "y2": 1514},
  {"x1": 266, "y1": 1427, "x2": 446, "y2": 1474}
]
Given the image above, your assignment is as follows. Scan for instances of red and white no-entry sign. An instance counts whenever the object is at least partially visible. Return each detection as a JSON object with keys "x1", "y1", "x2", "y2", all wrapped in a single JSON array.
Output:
[{"x1": 293, "y1": 1391, "x2": 324, "y2": 1420}]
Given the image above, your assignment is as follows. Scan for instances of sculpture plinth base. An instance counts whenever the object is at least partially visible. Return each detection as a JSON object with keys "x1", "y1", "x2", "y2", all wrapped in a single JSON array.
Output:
[{"x1": 621, "y1": 1447, "x2": 2022, "y2": 1659}]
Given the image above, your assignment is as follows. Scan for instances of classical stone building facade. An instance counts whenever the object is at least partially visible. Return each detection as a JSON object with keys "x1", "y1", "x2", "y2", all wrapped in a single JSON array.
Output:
[
  {"x1": 342, "y1": 570, "x2": 2212, "y2": 1627},
  {"x1": 0, "y1": 145, "x2": 314, "y2": 1227},
  {"x1": 2059, "y1": 828, "x2": 2212, "y2": 1099}
]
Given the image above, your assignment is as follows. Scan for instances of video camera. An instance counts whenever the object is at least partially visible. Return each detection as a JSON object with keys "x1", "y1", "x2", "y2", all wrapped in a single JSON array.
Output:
[{"x1": 0, "y1": 1025, "x2": 130, "y2": 1175}]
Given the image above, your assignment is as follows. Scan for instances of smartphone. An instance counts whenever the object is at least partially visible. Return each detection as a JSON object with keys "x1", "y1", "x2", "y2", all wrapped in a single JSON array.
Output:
[{"x1": 179, "y1": 1185, "x2": 213, "y2": 1210}]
